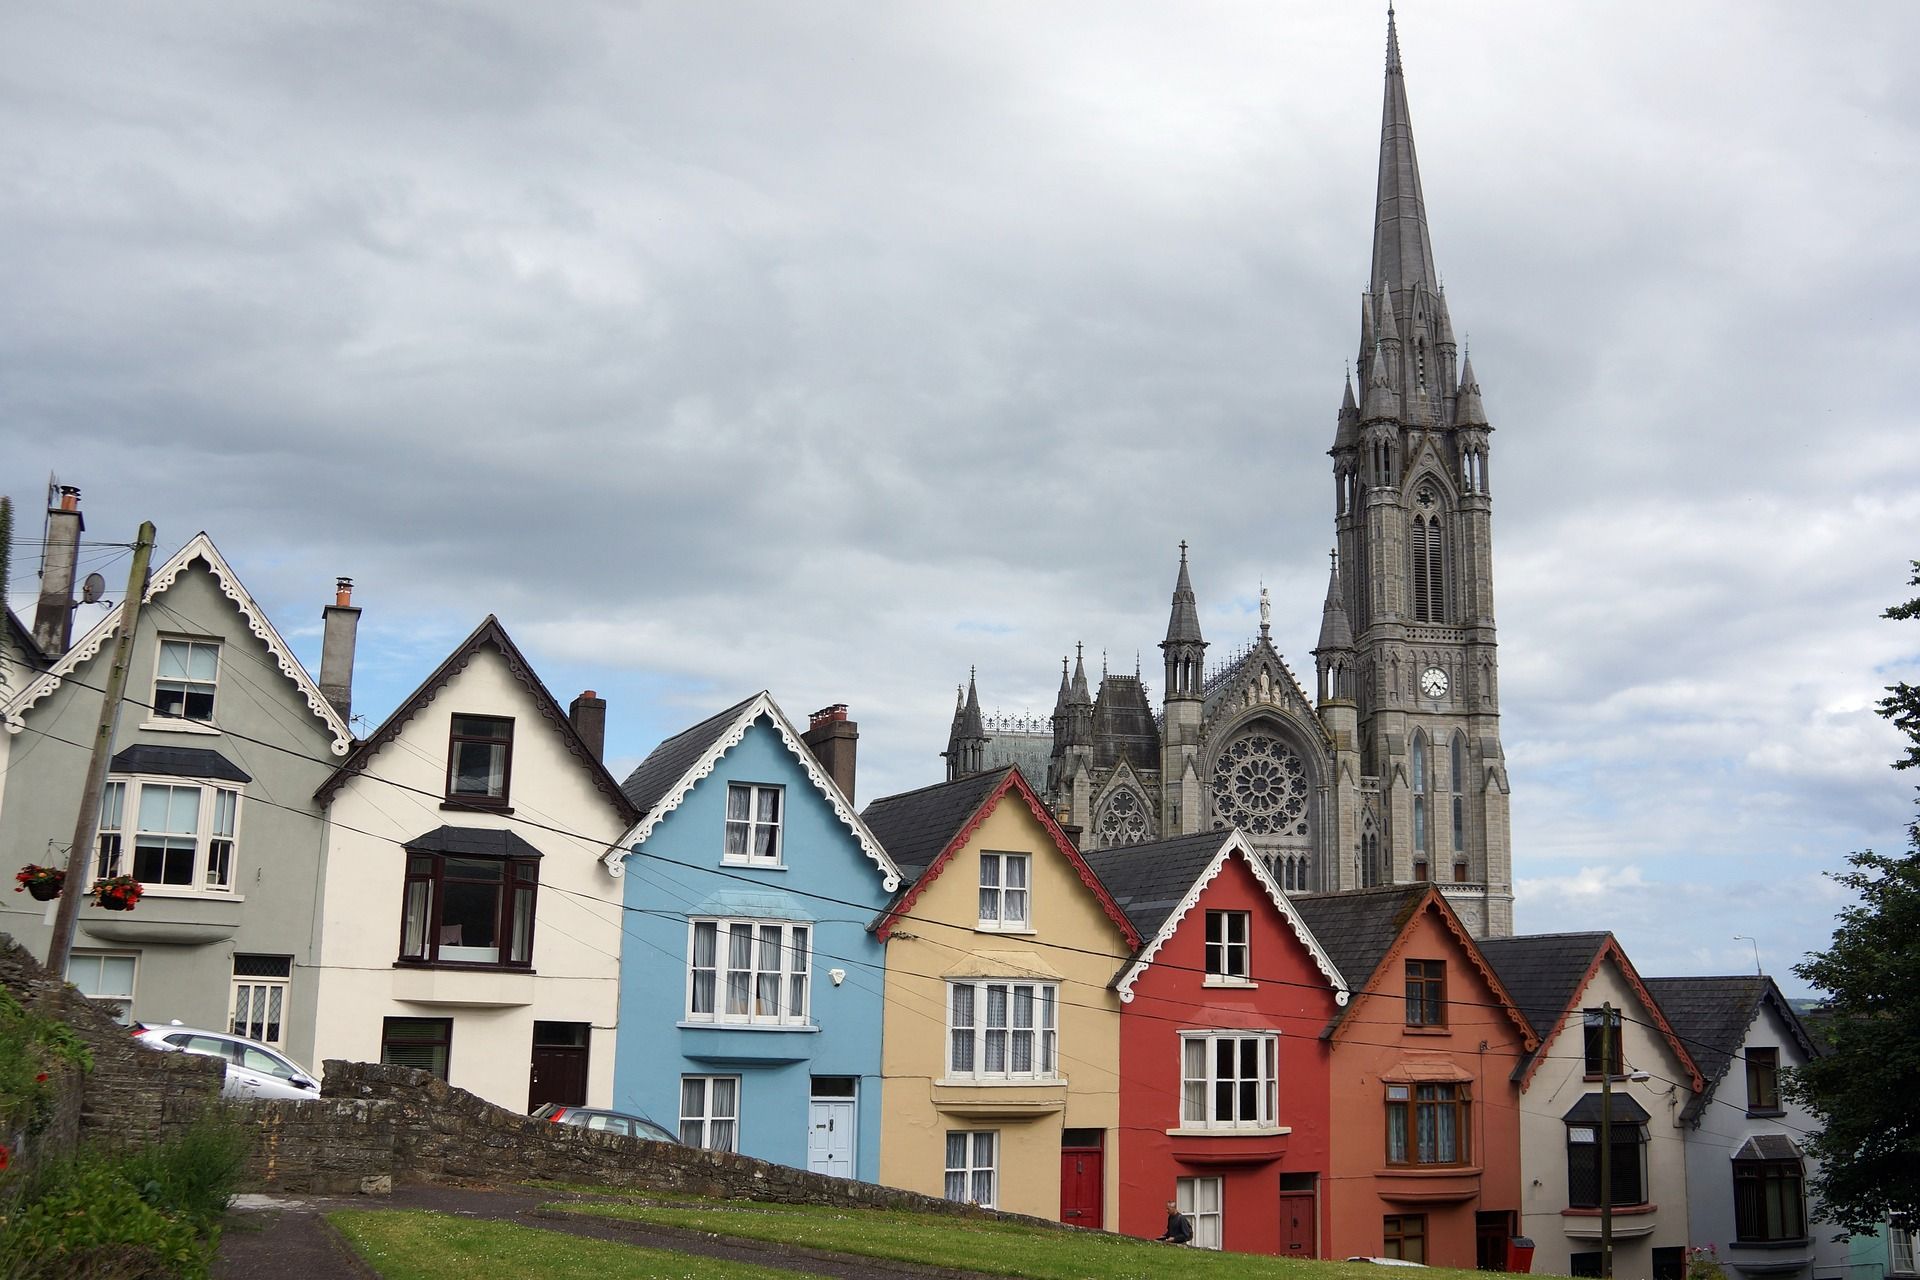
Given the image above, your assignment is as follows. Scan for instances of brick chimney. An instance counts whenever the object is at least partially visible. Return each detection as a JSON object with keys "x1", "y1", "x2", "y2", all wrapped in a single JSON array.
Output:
[
  {"x1": 33, "y1": 485, "x2": 83, "y2": 658},
  {"x1": 569, "y1": 690, "x2": 607, "y2": 761},
  {"x1": 318, "y1": 577, "x2": 360, "y2": 725},
  {"x1": 802, "y1": 704, "x2": 858, "y2": 803}
]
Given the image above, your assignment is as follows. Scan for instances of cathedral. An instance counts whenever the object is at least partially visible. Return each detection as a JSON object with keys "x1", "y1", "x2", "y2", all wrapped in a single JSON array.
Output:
[{"x1": 942, "y1": 11, "x2": 1513, "y2": 939}]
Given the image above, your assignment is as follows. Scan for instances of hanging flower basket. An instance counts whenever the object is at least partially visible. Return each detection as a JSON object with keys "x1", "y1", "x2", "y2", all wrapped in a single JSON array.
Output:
[
  {"x1": 15, "y1": 865, "x2": 65, "y2": 902},
  {"x1": 90, "y1": 875, "x2": 143, "y2": 912}
]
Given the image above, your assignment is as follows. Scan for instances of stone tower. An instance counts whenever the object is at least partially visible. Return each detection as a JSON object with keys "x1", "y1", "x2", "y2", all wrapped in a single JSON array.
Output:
[{"x1": 1326, "y1": 8, "x2": 1512, "y2": 935}]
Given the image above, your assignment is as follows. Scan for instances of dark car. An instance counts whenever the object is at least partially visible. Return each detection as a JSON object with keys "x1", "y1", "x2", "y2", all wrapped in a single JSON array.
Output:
[{"x1": 533, "y1": 1104, "x2": 680, "y2": 1144}]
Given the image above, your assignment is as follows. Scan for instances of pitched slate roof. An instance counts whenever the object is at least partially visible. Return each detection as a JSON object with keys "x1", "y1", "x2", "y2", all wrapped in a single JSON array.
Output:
[
  {"x1": 404, "y1": 826, "x2": 544, "y2": 860},
  {"x1": 1083, "y1": 831, "x2": 1234, "y2": 941},
  {"x1": 1289, "y1": 884, "x2": 1429, "y2": 992},
  {"x1": 860, "y1": 769, "x2": 1009, "y2": 883},
  {"x1": 110, "y1": 744, "x2": 250, "y2": 784},
  {"x1": 619, "y1": 694, "x2": 758, "y2": 816},
  {"x1": 1644, "y1": 974, "x2": 1817, "y2": 1122},
  {"x1": 863, "y1": 767, "x2": 1138, "y2": 947},
  {"x1": 608, "y1": 692, "x2": 899, "y2": 889},
  {"x1": 316, "y1": 615, "x2": 639, "y2": 824},
  {"x1": 1478, "y1": 932, "x2": 1611, "y2": 1042}
]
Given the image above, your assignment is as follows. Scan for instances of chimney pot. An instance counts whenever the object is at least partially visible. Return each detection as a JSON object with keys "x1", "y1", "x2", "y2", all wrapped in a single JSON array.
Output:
[
  {"x1": 335, "y1": 577, "x2": 353, "y2": 607},
  {"x1": 58, "y1": 486, "x2": 80, "y2": 511}
]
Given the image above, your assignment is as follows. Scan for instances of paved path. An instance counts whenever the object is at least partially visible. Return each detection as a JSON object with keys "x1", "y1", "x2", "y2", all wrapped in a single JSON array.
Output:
[{"x1": 215, "y1": 1183, "x2": 1003, "y2": 1280}]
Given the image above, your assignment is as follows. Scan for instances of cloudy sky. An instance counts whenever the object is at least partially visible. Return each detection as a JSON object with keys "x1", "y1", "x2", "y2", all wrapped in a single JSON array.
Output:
[{"x1": 4, "y1": 2, "x2": 1916, "y2": 995}]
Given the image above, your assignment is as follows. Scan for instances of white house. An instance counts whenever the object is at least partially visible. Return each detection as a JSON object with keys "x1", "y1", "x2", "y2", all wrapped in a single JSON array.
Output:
[{"x1": 309, "y1": 616, "x2": 637, "y2": 1112}]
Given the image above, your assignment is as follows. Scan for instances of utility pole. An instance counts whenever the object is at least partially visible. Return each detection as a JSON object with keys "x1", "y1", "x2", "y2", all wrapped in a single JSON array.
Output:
[
  {"x1": 1599, "y1": 1000, "x2": 1615, "y2": 1280},
  {"x1": 45, "y1": 521, "x2": 155, "y2": 974}
]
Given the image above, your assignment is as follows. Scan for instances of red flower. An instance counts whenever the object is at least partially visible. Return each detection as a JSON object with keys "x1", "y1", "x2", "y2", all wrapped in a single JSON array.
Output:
[
  {"x1": 34, "y1": 1072, "x2": 48, "y2": 1083},
  {"x1": 0, "y1": 1144, "x2": 10, "y2": 1171}
]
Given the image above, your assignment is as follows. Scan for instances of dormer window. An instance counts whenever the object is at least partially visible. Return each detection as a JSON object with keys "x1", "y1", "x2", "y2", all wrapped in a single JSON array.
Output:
[
  {"x1": 447, "y1": 715, "x2": 513, "y2": 807},
  {"x1": 154, "y1": 638, "x2": 220, "y2": 721}
]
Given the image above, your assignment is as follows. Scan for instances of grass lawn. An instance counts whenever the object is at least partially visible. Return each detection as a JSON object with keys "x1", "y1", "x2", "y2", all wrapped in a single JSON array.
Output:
[
  {"x1": 329, "y1": 1210, "x2": 803, "y2": 1280},
  {"x1": 541, "y1": 1194, "x2": 1497, "y2": 1280}
]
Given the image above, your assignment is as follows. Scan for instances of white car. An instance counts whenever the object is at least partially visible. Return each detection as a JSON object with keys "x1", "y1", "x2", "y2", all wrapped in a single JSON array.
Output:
[{"x1": 132, "y1": 1022, "x2": 320, "y2": 1100}]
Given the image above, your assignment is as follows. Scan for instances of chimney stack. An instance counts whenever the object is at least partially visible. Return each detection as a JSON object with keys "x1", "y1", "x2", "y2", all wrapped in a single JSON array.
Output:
[
  {"x1": 802, "y1": 703, "x2": 858, "y2": 803},
  {"x1": 318, "y1": 577, "x2": 360, "y2": 725},
  {"x1": 569, "y1": 690, "x2": 607, "y2": 761},
  {"x1": 33, "y1": 485, "x2": 84, "y2": 657}
]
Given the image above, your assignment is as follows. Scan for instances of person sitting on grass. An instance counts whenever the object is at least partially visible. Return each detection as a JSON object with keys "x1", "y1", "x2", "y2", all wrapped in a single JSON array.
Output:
[{"x1": 1157, "y1": 1199, "x2": 1193, "y2": 1245}]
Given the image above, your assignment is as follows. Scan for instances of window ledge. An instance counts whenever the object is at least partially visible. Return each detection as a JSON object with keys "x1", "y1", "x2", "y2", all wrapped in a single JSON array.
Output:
[
  {"x1": 138, "y1": 718, "x2": 220, "y2": 736},
  {"x1": 1728, "y1": 1238, "x2": 1813, "y2": 1252},
  {"x1": 1561, "y1": 1204, "x2": 1657, "y2": 1218},
  {"x1": 1165, "y1": 1125, "x2": 1291, "y2": 1138},
  {"x1": 1582, "y1": 1073, "x2": 1631, "y2": 1083},
  {"x1": 1403, "y1": 1026, "x2": 1451, "y2": 1036},
  {"x1": 1744, "y1": 1108, "x2": 1787, "y2": 1119},
  {"x1": 393, "y1": 961, "x2": 538, "y2": 974},
  {"x1": 439, "y1": 800, "x2": 514, "y2": 815},
  {"x1": 719, "y1": 860, "x2": 787, "y2": 872},
  {"x1": 976, "y1": 926, "x2": 1036, "y2": 936},
  {"x1": 936, "y1": 1075, "x2": 1064, "y2": 1088},
  {"x1": 677, "y1": 1021, "x2": 819, "y2": 1033},
  {"x1": 1202, "y1": 976, "x2": 1257, "y2": 989},
  {"x1": 128, "y1": 888, "x2": 244, "y2": 903}
]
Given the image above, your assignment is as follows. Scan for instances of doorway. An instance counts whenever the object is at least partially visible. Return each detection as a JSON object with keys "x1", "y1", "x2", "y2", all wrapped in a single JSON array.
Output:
[
  {"x1": 808, "y1": 1076, "x2": 857, "y2": 1179},
  {"x1": 1059, "y1": 1129, "x2": 1104, "y2": 1229},
  {"x1": 1476, "y1": 1210, "x2": 1517, "y2": 1271},
  {"x1": 1280, "y1": 1173, "x2": 1318, "y2": 1257},
  {"x1": 527, "y1": 1021, "x2": 590, "y2": 1111}
]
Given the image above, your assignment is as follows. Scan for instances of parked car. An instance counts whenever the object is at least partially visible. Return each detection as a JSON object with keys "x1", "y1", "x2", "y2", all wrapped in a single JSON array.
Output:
[
  {"x1": 533, "y1": 1103, "x2": 679, "y2": 1144},
  {"x1": 131, "y1": 1022, "x2": 320, "y2": 1101}
]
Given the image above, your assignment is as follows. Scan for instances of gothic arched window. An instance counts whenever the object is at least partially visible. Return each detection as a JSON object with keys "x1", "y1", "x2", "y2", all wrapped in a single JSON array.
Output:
[
  {"x1": 1450, "y1": 732, "x2": 1468, "y2": 879},
  {"x1": 1097, "y1": 788, "x2": 1149, "y2": 848},
  {"x1": 1410, "y1": 486, "x2": 1448, "y2": 622},
  {"x1": 1410, "y1": 731, "x2": 1430, "y2": 863},
  {"x1": 1359, "y1": 812, "x2": 1382, "y2": 888},
  {"x1": 1210, "y1": 732, "x2": 1310, "y2": 839}
]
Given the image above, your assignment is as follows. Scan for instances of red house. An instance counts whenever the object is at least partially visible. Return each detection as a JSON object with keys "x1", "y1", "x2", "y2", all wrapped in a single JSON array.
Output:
[
  {"x1": 1291, "y1": 885, "x2": 1537, "y2": 1270},
  {"x1": 1086, "y1": 830, "x2": 1349, "y2": 1255}
]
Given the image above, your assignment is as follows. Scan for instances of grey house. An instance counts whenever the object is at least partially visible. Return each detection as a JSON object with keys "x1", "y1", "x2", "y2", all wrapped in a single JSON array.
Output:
[
  {"x1": 1643, "y1": 976, "x2": 1841, "y2": 1280},
  {"x1": 0, "y1": 503, "x2": 357, "y2": 1075}
]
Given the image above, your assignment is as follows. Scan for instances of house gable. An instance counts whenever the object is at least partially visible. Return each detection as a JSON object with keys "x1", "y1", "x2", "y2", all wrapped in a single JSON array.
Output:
[{"x1": 3, "y1": 534, "x2": 350, "y2": 753}]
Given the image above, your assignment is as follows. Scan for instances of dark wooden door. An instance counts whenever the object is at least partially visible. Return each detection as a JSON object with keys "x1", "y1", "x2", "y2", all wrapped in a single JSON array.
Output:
[
  {"x1": 1476, "y1": 1210, "x2": 1515, "y2": 1271},
  {"x1": 527, "y1": 1021, "x2": 590, "y2": 1110},
  {"x1": 1280, "y1": 1191, "x2": 1316, "y2": 1256},
  {"x1": 1059, "y1": 1145, "x2": 1103, "y2": 1229}
]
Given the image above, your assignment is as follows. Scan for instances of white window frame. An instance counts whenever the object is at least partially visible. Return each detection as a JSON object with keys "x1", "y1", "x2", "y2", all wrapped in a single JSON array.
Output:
[
  {"x1": 66, "y1": 951, "x2": 138, "y2": 1025},
  {"x1": 1204, "y1": 910, "x2": 1251, "y2": 982},
  {"x1": 944, "y1": 1130, "x2": 997, "y2": 1207},
  {"x1": 685, "y1": 919, "x2": 811, "y2": 1026},
  {"x1": 229, "y1": 956, "x2": 292, "y2": 1048},
  {"x1": 1177, "y1": 1175, "x2": 1224, "y2": 1250},
  {"x1": 977, "y1": 852, "x2": 1030, "y2": 930},
  {"x1": 723, "y1": 782, "x2": 784, "y2": 866},
  {"x1": 1889, "y1": 1228, "x2": 1916, "y2": 1277},
  {"x1": 945, "y1": 980, "x2": 1058, "y2": 1081},
  {"x1": 152, "y1": 636, "x2": 221, "y2": 723},
  {"x1": 680, "y1": 1074, "x2": 740, "y2": 1151},
  {"x1": 99, "y1": 775, "x2": 242, "y2": 894},
  {"x1": 1179, "y1": 1031, "x2": 1279, "y2": 1130}
]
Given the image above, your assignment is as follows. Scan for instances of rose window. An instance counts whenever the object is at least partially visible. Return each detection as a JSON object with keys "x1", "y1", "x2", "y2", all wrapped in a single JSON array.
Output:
[
  {"x1": 1210, "y1": 733, "x2": 1310, "y2": 837},
  {"x1": 1098, "y1": 788, "x2": 1149, "y2": 847}
]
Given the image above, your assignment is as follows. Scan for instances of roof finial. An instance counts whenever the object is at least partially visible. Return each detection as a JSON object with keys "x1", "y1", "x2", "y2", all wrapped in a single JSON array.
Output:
[
  {"x1": 1179, "y1": 538, "x2": 1188, "y2": 562},
  {"x1": 1386, "y1": 4, "x2": 1401, "y2": 73}
]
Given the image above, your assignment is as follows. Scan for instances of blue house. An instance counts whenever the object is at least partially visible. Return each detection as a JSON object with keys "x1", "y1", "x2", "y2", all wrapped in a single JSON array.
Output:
[{"x1": 606, "y1": 695, "x2": 899, "y2": 1181}]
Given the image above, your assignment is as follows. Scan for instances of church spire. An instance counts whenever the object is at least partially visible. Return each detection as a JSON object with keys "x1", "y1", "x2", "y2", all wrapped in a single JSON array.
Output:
[
  {"x1": 1164, "y1": 540, "x2": 1204, "y2": 645},
  {"x1": 1370, "y1": 5, "x2": 1439, "y2": 295},
  {"x1": 1160, "y1": 542, "x2": 1208, "y2": 703}
]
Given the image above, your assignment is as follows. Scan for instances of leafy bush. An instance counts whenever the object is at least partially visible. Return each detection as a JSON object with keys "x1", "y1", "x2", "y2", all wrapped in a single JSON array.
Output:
[
  {"x1": 116, "y1": 1112, "x2": 250, "y2": 1232},
  {"x1": 0, "y1": 989, "x2": 90, "y2": 1142}
]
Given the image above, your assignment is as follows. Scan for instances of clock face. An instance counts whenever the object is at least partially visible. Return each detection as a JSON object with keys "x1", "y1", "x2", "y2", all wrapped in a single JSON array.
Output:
[{"x1": 1420, "y1": 667, "x2": 1449, "y2": 699}]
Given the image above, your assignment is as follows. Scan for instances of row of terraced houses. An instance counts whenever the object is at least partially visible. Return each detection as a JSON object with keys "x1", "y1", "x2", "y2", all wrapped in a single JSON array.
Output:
[{"x1": 0, "y1": 494, "x2": 1881, "y2": 1280}]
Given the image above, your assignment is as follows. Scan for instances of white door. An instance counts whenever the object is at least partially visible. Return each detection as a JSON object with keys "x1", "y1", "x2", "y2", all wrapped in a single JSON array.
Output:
[{"x1": 808, "y1": 1099, "x2": 855, "y2": 1178}]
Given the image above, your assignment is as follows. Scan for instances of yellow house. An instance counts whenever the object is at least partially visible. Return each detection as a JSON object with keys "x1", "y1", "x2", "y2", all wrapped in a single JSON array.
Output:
[{"x1": 862, "y1": 767, "x2": 1138, "y2": 1226}]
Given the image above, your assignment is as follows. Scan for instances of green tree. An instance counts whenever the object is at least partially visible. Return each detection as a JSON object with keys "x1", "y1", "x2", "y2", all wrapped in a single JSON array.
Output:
[{"x1": 1787, "y1": 562, "x2": 1920, "y2": 1234}]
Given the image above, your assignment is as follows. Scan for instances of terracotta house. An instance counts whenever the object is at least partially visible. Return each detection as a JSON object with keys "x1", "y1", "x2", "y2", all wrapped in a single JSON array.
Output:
[
  {"x1": 862, "y1": 767, "x2": 1138, "y2": 1224},
  {"x1": 1086, "y1": 829, "x2": 1349, "y2": 1254},
  {"x1": 1291, "y1": 885, "x2": 1535, "y2": 1269}
]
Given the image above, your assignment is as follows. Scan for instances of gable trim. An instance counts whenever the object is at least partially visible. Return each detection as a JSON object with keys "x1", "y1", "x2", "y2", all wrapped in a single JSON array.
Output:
[
  {"x1": 3, "y1": 534, "x2": 352, "y2": 754},
  {"x1": 1112, "y1": 830, "x2": 1349, "y2": 1005},
  {"x1": 604, "y1": 692, "x2": 900, "y2": 893},
  {"x1": 873, "y1": 767, "x2": 1139, "y2": 947},
  {"x1": 314, "y1": 615, "x2": 639, "y2": 823},
  {"x1": 1519, "y1": 937, "x2": 1705, "y2": 1092}
]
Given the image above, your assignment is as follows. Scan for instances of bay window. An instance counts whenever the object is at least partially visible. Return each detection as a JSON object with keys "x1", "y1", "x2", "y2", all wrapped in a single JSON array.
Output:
[
  {"x1": 947, "y1": 980, "x2": 1057, "y2": 1080},
  {"x1": 686, "y1": 919, "x2": 811, "y2": 1025},
  {"x1": 1386, "y1": 1081, "x2": 1471, "y2": 1165},
  {"x1": 399, "y1": 835, "x2": 538, "y2": 967},
  {"x1": 96, "y1": 774, "x2": 242, "y2": 892}
]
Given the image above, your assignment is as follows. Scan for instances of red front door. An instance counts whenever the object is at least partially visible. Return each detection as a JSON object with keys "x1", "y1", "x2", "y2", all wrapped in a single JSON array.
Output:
[
  {"x1": 1280, "y1": 1191, "x2": 1316, "y2": 1257},
  {"x1": 1059, "y1": 1144, "x2": 1104, "y2": 1229}
]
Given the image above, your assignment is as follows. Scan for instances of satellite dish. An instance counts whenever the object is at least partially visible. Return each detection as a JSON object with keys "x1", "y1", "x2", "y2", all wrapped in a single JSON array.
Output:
[{"x1": 81, "y1": 573, "x2": 106, "y2": 604}]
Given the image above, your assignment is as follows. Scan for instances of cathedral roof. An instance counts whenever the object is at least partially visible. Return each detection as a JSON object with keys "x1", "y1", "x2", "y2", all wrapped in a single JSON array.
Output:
[
  {"x1": 1091, "y1": 673, "x2": 1160, "y2": 772},
  {"x1": 1163, "y1": 544, "x2": 1205, "y2": 646},
  {"x1": 1453, "y1": 354, "x2": 1489, "y2": 427},
  {"x1": 1315, "y1": 556, "x2": 1353, "y2": 652}
]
